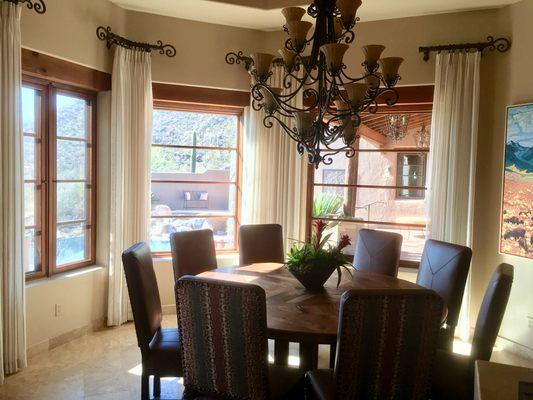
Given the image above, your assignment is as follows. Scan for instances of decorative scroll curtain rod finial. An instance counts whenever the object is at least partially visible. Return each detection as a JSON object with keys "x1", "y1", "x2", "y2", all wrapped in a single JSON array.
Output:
[
  {"x1": 5, "y1": 0, "x2": 46, "y2": 14},
  {"x1": 419, "y1": 36, "x2": 511, "y2": 62},
  {"x1": 96, "y1": 26, "x2": 176, "y2": 58}
]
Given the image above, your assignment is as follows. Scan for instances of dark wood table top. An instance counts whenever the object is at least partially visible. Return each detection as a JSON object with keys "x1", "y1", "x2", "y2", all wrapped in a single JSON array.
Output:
[{"x1": 198, "y1": 263, "x2": 428, "y2": 344}]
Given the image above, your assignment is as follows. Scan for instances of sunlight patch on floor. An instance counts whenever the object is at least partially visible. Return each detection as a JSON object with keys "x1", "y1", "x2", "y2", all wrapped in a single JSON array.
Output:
[{"x1": 453, "y1": 339, "x2": 502, "y2": 356}]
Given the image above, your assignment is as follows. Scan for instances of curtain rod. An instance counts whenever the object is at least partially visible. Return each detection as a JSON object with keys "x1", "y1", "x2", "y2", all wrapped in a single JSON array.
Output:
[
  {"x1": 419, "y1": 36, "x2": 511, "y2": 62},
  {"x1": 96, "y1": 26, "x2": 176, "y2": 58},
  {"x1": 4, "y1": 0, "x2": 46, "y2": 14}
]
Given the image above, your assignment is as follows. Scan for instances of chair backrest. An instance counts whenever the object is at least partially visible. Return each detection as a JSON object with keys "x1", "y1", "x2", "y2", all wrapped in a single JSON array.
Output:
[
  {"x1": 334, "y1": 288, "x2": 443, "y2": 400},
  {"x1": 416, "y1": 239, "x2": 472, "y2": 331},
  {"x1": 170, "y1": 229, "x2": 217, "y2": 279},
  {"x1": 238, "y1": 223, "x2": 285, "y2": 265},
  {"x1": 176, "y1": 276, "x2": 270, "y2": 399},
  {"x1": 471, "y1": 263, "x2": 514, "y2": 361},
  {"x1": 353, "y1": 229, "x2": 403, "y2": 277},
  {"x1": 122, "y1": 242, "x2": 162, "y2": 349}
]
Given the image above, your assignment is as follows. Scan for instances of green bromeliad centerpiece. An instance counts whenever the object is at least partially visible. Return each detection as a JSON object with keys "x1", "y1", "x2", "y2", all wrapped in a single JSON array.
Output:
[{"x1": 286, "y1": 220, "x2": 352, "y2": 291}]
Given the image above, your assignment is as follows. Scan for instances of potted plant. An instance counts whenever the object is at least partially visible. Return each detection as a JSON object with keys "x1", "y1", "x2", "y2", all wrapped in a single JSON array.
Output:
[{"x1": 286, "y1": 220, "x2": 352, "y2": 291}]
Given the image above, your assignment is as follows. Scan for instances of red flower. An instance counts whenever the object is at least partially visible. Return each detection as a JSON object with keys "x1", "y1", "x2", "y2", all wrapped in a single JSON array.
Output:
[
  {"x1": 313, "y1": 219, "x2": 327, "y2": 247},
  {"x1": 337, "y1": 234, "x2": 351, "y2": 251}
]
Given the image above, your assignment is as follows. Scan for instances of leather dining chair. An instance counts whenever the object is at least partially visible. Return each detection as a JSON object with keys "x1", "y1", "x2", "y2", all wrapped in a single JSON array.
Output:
[
  {"x1": 238, "y1": 223, "x2": 285, "y2": 265},
  {"x1": 431, "y1": 263, "x2": 514, "y2": 400},
  {"x1": 352, "y1": 228, "x2": 403, "y2": 277},
  {"x1": 122, "y1": 242, "x2": 182, "y2": 400},
  {"x1": 170, "y1": 229, "x2": 217, "y2": 279},
  {"x1": 416, "y1": 239, "x2": 472, "y2": 350},
  {"x1": 306, "y1": 288, "x2": 444, "y2": 400},
  {"x1": 175, "y1": 276, "x2": 305, "y2": 400}
]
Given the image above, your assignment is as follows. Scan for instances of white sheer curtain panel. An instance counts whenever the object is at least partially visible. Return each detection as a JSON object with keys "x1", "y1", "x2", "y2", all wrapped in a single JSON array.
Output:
[
  {"x1": 107, "y1": 47, "x2": 153, "y2": 326},
  {"x1": 0, "y1": 2, "x2": 27, "y2": 383},
  {"x1": 427, "y1": 51, "x2": 481, "y2": 339},
  {"x1": 242, "y1": 66, "x2": 308, "y2": 249}
]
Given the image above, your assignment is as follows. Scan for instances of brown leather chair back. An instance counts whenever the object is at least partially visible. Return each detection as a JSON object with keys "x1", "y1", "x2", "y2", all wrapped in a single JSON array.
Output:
[
  {"x1": 353, "y1": 229, "x2": 403, "y2": 277},
  {"x1": 176, "y1": 276, "x2": 270, "y2": 399},
  {"x1": 238, "y1": 223, "x2": 285, "y2": 265},
  {"x1": 416, "y1": 239, "x2": 472, "y2": 335},
  {"x1": 471, "y1": 263, "x2": 514, "y2": 361},
  {"x1": 170, "y1": 229, "x2": 217, "y2": 279},
  {"x1": 122, "y1": 242, "x2": 162, "y2": 349},
  {"x1": 334, "y1": 288, "x2": 443, "y2": 400}
]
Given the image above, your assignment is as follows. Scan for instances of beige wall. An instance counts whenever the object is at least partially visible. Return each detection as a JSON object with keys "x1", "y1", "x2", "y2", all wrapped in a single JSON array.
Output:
[
  {"x1": 21, "y1": 0, "x2": 533, "y2": 356},
  {"x1": 123, "y1": 10, "x2": 265, "y2": 90},
  {"x1": 20, "y1": 0, "x2": 126, "y2": 73},
  {"x1": 470, "y1": 0, "x2": 533, "y2": 354}
]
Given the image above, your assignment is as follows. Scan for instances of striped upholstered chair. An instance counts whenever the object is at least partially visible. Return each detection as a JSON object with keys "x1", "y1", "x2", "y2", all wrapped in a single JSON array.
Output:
[
  {"x1": 306, "y1": 288, "x2": 444, "y2": 400},
  {"x1": 176, "y1": 276, "x2": 304, "y2": 400}
]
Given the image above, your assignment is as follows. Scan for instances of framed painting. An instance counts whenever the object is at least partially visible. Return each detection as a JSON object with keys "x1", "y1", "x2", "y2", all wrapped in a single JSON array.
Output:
[{"x1": 500, "y1": 103, "x2": 533, "y2": 259}]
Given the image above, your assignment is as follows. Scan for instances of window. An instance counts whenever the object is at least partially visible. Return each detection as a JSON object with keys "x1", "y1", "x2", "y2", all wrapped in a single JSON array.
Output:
[
  {"x1": 396, "y1": 153, "x2": 427, "y2": 199},
  {"x1": 309, "y1": 110, "x2": 431, "y2": 265},
  {"x1": 150, "y1": 104, "x2": 241, "y2": 254},
  {"x1": 22, "y1": 80, "x2": 96, "y2": 279}
]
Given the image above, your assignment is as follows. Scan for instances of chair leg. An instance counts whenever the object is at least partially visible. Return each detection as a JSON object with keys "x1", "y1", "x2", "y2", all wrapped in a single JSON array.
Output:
[
  {"x1": 153, "y1": 375, "x2": 161, "y2": 398},
  {"x1": 141, "y1": 373, "x2": 149, "y2": 400}
]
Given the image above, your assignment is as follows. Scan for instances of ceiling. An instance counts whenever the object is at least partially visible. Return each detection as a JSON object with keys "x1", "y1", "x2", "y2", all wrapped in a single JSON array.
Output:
[
  {"x1": 361, "y1": 112, "x2": 432, "y2": 135},
  {"x1": 110, "y1": 0, "x2": 517, "y2": 31}
]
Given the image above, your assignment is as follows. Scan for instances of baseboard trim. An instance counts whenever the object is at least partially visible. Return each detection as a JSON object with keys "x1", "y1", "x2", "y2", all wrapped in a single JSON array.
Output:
[
  {"x1": 162, "y1": 304, "x2": 176, "y2": 315},
  {"x1": 27, "y1": 316, "x2": 106, "y2": 359}
]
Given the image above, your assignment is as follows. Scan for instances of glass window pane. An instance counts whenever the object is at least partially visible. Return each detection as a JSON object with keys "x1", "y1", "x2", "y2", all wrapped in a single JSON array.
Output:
[
  {"x1": 151, "y1": 182, "x2": 235, "y2": 216},
  {"x1": 24, "y1": 183, "x2": 36, "y2": 226},
  {"x1": 24, "y1": 136, "x2": 36, "y2": 180},
  {"x1": 56, "y1": 94, "x2": 87, "y2": 139},
  {"x1": 195, "y1": 114, "x2": 238, "y2": 147},
  {"x1": 24, "y1": 228, "x2": 41, "y2": 273},
  {"x1": 150, "y1": 217, "x2": 235, "y2": 252},
  {"x1": 22, "y1": 87, "x2": 37, "y2": 133},
  {"x1": 152, "y1": 109, "x2": 237, "y2": 147},
  {"x1": 57, "y1": 139, "x2": 86, "y2": 180},
  {"x1": 57, "y1": 182, "x2": 86, "y2": 222},
  {"x1": 151, "y1": 147, "x2": 193, "y2": 173},
  {"x1": 311, "y1": 219, "x2": 425, "y2": 260},
  {"x1": 360, "y1": 112, "x2": 432, "y2": 150},
  {"x1": 151, "y1": 148, "x2": 236, "y2": 181},
  {"x1": 56, "y1": 223, "x2": 86, "y2": 266},
  {"x1": 312, "y1": 186, "x2": 427, "y2": 225}
]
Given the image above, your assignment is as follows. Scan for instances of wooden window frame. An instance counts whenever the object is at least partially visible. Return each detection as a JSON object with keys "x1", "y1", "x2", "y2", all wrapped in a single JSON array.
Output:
[
  {"x1": 306, "y1": 104, "x2": 433, "y2": 269},
  {"x1": 151, "y1": 101, "x2": 243, "y2": 258},
  {"x1": 23, "y1": 76, "x2": 97, "y2": 280},
  {"x1": 395, "y1": 152, "x2": 428, "y2": 200}
]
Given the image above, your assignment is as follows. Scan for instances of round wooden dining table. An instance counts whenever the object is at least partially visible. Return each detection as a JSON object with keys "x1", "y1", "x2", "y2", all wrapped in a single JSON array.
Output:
[{"x1": 198, "y1": 262, "x2": 432, "y2": 370}]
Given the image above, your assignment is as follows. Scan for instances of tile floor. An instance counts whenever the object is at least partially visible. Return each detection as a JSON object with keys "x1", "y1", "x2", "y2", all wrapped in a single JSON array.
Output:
[{"x1": 1, "y1": 315, "x2": 531, "y2": 399}]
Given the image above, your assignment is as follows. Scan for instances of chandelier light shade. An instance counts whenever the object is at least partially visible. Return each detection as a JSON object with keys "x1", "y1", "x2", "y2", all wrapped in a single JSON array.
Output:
[
  {"x1": 385, "y1": 114, "x2": 410, "y2": 141},
  {"x1": 225, "y1": 0, "x2": 404, "y2": 167}
]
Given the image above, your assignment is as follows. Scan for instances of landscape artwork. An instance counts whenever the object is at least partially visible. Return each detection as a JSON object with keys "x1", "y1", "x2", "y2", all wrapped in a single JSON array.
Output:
[{"x1": 500, "y1": 103, "x2": 533, "y2": 259}]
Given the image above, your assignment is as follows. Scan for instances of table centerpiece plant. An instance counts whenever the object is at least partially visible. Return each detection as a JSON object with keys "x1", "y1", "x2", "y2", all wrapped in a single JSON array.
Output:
[{"x1": 286, "y1": 220, "x2": 353, "y2": 291}]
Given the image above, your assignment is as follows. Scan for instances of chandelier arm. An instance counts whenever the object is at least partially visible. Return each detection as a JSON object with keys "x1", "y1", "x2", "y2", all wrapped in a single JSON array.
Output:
[
  {"x1": 294, "y1": 58, "x2": 319, "y2": 83},
  {"x1": 338, "y1": 69, "x2": 377, "y2": 85},
  {"x1": 250, "y1": 84, "x2": 303, "y2": 116},
  {"x1": 337, "y1": 29, "x2": 356, "y2": 45},
  {"x1": 264, "y1": 115, "x2": 302, "y2": 144},
  {"x1": 376, "y1": 87, "x2": 400, "y2": 106}
]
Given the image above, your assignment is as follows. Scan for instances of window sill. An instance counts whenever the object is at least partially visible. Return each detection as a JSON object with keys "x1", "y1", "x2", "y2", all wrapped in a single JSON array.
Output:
[
  {"x1": 153, "y1": 250, "x2": 239, "y2": 264},
  {"x1": 25, "y1": 265, "x2": 105, "y2": 288}
]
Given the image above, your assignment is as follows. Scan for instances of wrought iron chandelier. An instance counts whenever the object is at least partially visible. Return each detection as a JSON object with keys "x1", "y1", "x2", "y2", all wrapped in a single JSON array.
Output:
[
  {"x1": 225, "y1": 0, "x2": 404, "y2": 167},
  {"x1": 384, "y1": 114, "x2": 410, "y2": 141}
]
